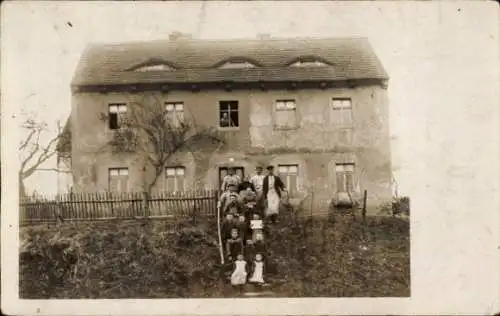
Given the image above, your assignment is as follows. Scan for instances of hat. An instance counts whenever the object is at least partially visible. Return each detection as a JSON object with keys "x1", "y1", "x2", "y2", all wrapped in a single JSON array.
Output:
[{"x1": 266, "y1": 165, "x2": 274, "y2": 170}]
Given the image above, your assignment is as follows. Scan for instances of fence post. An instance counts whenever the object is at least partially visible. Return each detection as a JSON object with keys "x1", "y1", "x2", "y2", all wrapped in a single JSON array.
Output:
[
  {"x1": 141, "y1": 191, "x2": 149, "y2": 218},
  {"x1": 362, "y1": 189, "x2": 367, "y2": 221}
]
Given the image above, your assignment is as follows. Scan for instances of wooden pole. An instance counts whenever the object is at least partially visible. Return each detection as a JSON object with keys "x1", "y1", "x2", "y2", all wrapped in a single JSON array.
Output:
[{"x1": 362, "y1": 189, "x2": 367, "y2": 221}]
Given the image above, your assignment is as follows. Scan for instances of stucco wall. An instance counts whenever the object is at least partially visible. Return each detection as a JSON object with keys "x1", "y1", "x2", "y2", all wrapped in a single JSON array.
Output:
[{"x1": 71, "y1": 84, "x2": 391, "y2": 213}]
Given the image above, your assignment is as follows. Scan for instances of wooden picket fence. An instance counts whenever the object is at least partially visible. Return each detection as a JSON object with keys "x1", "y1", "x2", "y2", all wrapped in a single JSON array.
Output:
[{"x1": 20, "y1": 189, "x2": 219, "y2": 225}]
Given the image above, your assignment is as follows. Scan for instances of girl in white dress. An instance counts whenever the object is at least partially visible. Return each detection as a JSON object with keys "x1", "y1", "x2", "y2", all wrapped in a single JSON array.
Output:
[
  {"x1": 230, "y1": 254, "x2": 248, "y2": 286},
  {"x1": 249, "y1": 253, "x2": 265, "y2": 284}
]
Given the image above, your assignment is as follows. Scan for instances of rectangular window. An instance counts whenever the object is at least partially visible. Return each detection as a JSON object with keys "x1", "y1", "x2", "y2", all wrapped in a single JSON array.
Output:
[
  {"x1": 332, "y1": 98, "x2": 353, "y2": 127},
  {"x1": 165, "y1": 167, "x2": 185, "y2": 192},
  {"x1": 108, "y1": 103, "x2": 127, "y2": 130},
  {"x1": 335, "y1": 163, "x2": 355, "y2": 193},
  {"x1": 278, "y1": 164, "x2": 298, "y2": 196},
  {"x1": 165, "y1": 102, "x2": 184, "y2": 127},
  {"x1": 275, "y1": 99, "x2": 297, "y2": 129},
  {"x1": 219, "y1": 101, "x2": 239, "y2": 128},
  {"x1": 108, "y1": 168, "x2": 129, "y2": 192}
]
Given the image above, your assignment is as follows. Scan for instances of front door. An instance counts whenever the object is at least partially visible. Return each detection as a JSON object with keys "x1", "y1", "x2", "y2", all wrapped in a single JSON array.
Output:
[{"x1": 218, "y1": 166, "x2": 244, "y2": 190}]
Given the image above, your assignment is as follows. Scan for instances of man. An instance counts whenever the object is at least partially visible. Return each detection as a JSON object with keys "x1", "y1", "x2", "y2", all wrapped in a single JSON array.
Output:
[
  {"x1": 221, "y1": 167, "x2": 241, "y2": 192},
  {"x1": 250, "y1": 166, "x2": 265, "y2": 196},
  {"x1": 262, "y1": 165, "x2": 285, "y2": 224},
  {"x1": 250, "y1": 166, "x2": 266, "y2": 210}
]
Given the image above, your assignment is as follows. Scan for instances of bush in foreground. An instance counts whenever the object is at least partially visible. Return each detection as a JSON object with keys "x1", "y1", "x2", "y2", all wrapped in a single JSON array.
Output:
[{"x1": 20, "y1": 214, "x2": 409, "y2": 298}]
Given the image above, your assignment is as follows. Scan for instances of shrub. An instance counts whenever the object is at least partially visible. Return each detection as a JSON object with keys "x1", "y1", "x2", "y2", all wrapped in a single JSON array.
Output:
[{"x1": 20, "y1": 212, "x2": 409, "y2": 298}]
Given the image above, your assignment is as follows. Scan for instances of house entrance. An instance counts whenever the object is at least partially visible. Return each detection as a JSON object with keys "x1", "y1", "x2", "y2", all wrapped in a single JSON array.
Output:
[{"x1": 218, "y1": 166, "x2": 244, "y2": 190}]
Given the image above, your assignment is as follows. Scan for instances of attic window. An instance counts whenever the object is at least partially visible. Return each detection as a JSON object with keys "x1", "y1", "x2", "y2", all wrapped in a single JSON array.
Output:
[
  {"x1": 288, "y1": 56, "x2": 330, "y2": 68},
  {"x1": 216, "y1": 58, "x2": 260, "y2": 69},
  {"x1": 218, "y1": 61, "x2": 257, "y2": 69},
  {"x1": 133, "y1": 64, "x2": 174, "y2": 72}
]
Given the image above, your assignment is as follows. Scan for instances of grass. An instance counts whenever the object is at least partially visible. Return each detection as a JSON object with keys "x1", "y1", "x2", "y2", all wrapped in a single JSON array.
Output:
[{"x1": 20, "y1": 212, "x2": 410, "y2": 298}]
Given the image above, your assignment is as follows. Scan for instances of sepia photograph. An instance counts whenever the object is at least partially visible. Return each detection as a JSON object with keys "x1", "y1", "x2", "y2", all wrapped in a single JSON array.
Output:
[{"x1": 2, "y1": 1, "x2": 498, "y2": 315}]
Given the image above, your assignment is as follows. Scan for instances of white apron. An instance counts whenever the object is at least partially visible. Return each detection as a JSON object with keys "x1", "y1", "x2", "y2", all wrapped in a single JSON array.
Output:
[
  {"x1": 231, "y1": 260, "x2": 248, "y2": 285},
  {"x1": 265, "y1": 176, "x2": 280, "y2": 217},
  {"x1": 249, "y1": 261, "x2": 265, "y2": 283}
]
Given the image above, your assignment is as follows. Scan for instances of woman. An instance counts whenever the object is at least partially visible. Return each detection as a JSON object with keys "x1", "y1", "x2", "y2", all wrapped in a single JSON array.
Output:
[{"x1": 262, "y1": 165, "x2": 285, "y2": 224}]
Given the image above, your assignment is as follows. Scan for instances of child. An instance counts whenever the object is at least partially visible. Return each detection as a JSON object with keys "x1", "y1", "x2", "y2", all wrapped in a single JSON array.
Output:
[
  {"x1": 248, "y1": 253, "x2": 266, "y2": 284},
  {"x1": 225, "y1": 228, "x2": 244, "y2": 262},
  {"x1": 236, "y1": 214, "x2": 252, "y2": 246},
  {"x1": 225, "y1": 200, "x2": 241, "y2": 217},
  {"x1": 221, "y1": 213, "x2": 237, "y2": 241},
  {"x1": 252, "y1": 230, "x2": 267, "y2": 255},
  {"x1": 230, "y1": 253, "x2": 248, "y2": 286}
]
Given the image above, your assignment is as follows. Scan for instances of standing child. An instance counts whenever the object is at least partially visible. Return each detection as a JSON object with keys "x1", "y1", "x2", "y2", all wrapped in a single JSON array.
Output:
[
  {"x1": 252, "y1": 230, "x2": 267, "y2": 256},
  {"x1": 236, "y1": 214, "x2": 252, "y2": 246},
  {"x1": 225, "y1": 228, "x2": 244, "y2": 262},
  {"x1": 230, "y1": 254, "x2": 248, "y2": 287},
  {"x1": 221, "y1": 213, "x2": 237, "y2": 242},
  {"x1": 248, "y1": 253, "x2": 266, "y2": 284}
]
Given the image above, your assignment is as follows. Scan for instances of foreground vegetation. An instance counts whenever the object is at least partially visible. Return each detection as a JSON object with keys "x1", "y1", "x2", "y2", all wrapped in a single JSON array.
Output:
[{"x1": 20, "y1": 212, "x2": 410, "y2": 298}]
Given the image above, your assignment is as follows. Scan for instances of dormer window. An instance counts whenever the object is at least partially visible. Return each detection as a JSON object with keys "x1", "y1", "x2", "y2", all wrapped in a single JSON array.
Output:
[
  {"x1": 134, "y1": 64, "x2": 174, "y2": 72},
  {"x1": 218, "y1": 61, "x2": 257, "y2": 69},
  {"x1": 287, "y1": 56, "x2": 331, "y2": 68},
  {"x1": 214, "y1": 57, "x2": 261, "y2": 69},
  {"x1": 127, "y1": 59, "x2": 177, "y2": 72}
]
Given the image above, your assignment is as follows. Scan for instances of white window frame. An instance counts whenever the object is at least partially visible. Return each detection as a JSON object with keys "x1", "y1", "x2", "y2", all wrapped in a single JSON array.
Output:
[
  {"x1": 165, "y1": 102, "x2": 184, "y2": 127},
  {"x1": 335, "y1": 163, "x2": 355, "y2": 193},
  {"x1": 275, "y1": 99, "x2": 298, "y2": 130},
  {"x1": 108, "y1": 168, "x2": 129, "y2": 192},
  {"x1": 278, "y1": 164, "x2": 299, "y2": 195},
  {"x1": 108, "y1": 103, "x2": 127, "y2": 130},
  {"x1": 219, "y1": 101, "x2": 240, "y2": 129},
  {"x1": 164, "y1": 166, "x2": 186, "y2": 192},
  {"x1": 331, "y1": 98, "x2": 353, "y2": 127}
]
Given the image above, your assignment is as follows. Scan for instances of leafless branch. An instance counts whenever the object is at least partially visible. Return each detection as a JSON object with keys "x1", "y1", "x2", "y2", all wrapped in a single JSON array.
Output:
[{"x1": 18, "y1": 117, "x2": 65, "y2": 196}]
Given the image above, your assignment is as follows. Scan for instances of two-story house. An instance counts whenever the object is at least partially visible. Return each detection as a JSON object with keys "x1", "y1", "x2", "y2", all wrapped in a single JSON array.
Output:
[{"x1": 67, "y1": 34, "x2": 392, "y2": 212}]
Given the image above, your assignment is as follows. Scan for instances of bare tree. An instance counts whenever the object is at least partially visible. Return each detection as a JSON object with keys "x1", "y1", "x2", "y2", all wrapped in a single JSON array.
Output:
[
  {"x1": 18, "y1": 118, "x2": 69, "y2": 197},
  {"x1": 100, "y1": 93, "x2": 225, "y2": 202}
]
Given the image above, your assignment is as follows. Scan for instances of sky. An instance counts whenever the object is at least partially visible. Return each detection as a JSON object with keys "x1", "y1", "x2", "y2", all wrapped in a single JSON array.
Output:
[{"x1": 2, "y1": 1, "x2": 498, "y2": 197}]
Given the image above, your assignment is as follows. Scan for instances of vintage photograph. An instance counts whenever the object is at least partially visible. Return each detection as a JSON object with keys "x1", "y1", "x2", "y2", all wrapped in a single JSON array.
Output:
[{"x1": 12, "y1": 2, "x2": 414, "y2": 300}]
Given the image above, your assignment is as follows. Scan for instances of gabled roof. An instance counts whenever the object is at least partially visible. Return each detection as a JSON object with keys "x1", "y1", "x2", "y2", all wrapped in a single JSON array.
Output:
[{"x1": 71, "y1": 36, "x2": 388, "y2": 87}]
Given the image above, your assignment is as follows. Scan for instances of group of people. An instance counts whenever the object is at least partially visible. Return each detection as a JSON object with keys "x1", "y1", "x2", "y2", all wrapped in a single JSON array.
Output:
[{"x1": 218, "y1": 165, "x2": 286, "y2": 287}]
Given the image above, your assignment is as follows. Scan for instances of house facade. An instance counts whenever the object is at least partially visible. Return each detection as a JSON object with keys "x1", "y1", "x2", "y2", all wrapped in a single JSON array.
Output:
[{"x1": 68, "y1": 34, "x2": 392, "y2": 212}]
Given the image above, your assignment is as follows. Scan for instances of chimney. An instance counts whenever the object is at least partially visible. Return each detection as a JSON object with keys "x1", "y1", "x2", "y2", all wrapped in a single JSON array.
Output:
[
  {"x1": 169, "y1": 31, "x2": 193, "y2": 41},
  {"x1": 257, "y1": 33, "x2": 271, "y2": 40}
]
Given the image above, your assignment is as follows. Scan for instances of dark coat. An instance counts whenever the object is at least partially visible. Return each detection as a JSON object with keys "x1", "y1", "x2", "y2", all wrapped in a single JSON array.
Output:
[
  {"x1": 238, "y1": 181, "x2": 255, "y2": 193},
  {"x1": 225, "y1": 237, "x2": 244, "y2": 260},
  {"x1": 221, "y1": 220, "x2": 237, "y2": 241},
  {"x1": 262, "y1": 174, "x2": 285, "y2": 198}
]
